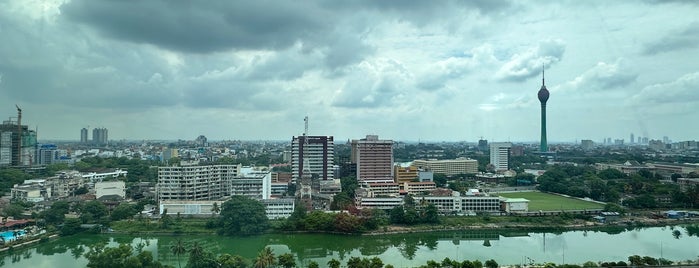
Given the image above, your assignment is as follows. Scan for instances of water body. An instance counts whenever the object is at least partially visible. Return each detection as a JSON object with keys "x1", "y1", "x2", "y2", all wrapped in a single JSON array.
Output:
[{"x1": 1, "y1": 226, "x2": 698, "y2": 268}]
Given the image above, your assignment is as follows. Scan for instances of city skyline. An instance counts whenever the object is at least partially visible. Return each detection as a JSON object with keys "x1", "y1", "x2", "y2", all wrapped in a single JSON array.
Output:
[{"x1": 1, "y1": 1, "x2": 698, "y2": 142}]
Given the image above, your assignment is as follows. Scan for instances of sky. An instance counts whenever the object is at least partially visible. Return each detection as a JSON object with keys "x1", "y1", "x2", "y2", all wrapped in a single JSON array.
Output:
[{"x1": 0, "y1": 1, "x2": 698, "y2": 143}]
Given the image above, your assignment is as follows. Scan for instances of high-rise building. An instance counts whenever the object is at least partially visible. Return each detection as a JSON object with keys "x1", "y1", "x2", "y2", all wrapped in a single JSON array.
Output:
[
  {"x1": 538, "y1": 68, "x2": 550, "y2": 152},
  {"x1": 92, "y1": 128, "x2": 108, "y2": 145},
  {"x1": 80, "y1": 128, "x2": 88, "y2": 143},
  {"x1": 489, "y1": 142, "x2": 511, "y2": 172},
  {"x1": 351, "y1": 135, "x2": 393, "y2": 182},
  {"x1": 291, "y1": 136, "x2": 334, "y2": 182},
  {"x1": 0, "y1": 116, "x2": 37, "y2": 166},
  {"x1": 630, "y1": 133, "x2": 635, "y2": 144}
]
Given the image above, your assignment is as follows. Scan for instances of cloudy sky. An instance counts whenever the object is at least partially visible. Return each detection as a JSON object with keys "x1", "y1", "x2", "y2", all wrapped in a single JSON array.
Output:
[{"x1": 1, "y1": 1, "x2": 698, "y2": 143}]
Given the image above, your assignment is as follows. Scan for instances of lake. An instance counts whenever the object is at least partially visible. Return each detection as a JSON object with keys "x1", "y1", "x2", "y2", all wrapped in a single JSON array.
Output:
[{"x1": 1, "y1": 225, "x2": 698, "y2": 267}]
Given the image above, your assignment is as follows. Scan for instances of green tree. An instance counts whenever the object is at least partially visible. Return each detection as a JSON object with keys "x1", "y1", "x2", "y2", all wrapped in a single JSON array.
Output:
[
  {"x1": 2, "y1": 204, "x2": 24, "y2": 218},
  {"x1": 328, "y1": 259, "x2": 341, "y2": 268},
  {"x1": 186, "y1": 241, "x2": 217, "y2": 268},
  {"x1": 217, "y1": 254, "x2": 248, "y2": 268},
  {"x1": 306, "y1": 261, "x2": 319, "y2": 268},
  {"x1": 85, "y1": 243, "x2": 169, "y2": 268},
  {"x1": 369, "y1": 257, "x2": 383, "y2": 268},
  {"x1": 82, "y1": 201, "x2": 109, "y2": 223},
  {"x1": 211, "y1": 202, "x2": 220, "y2": 216},
  {"x1": 219, "y1": 196, "x2": 269, "y2": 235},
  {"x1": 422, "y1": 203, "x2": 440, "y2": 224},
  {"x1": 60, "y1": 218, "x2": 83, "y2": 235},
  {"x1": 160, "y1": 210, "x2": 173, "y2": 229},
  {"x1": 170, "y1": 238, "x2": 187, "y2": 268},
  {"x1": 254, "y1": 247, "x2": 276, "y2": 268},
  {"x1": 485, "y1": 259, "x2": 499, "y2": 268},
  {"x1": 111, "y1": 203, "x2": 137, "y2": 221},
  {"x1": 278, "y1": 253, "x2": 296, "y2": 268}
]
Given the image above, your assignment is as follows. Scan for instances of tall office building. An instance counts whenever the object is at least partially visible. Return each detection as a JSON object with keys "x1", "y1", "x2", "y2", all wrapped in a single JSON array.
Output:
[
  {"x1": 80, "y1": 128, "x2": 88, "y2": 143},
  {"x1": 490, "y1": 142, "x2": 512, "y2": 172},
  {"x1": 291, "y1": 136, "x2": 334, "y2": 182},
  {"x1": 538, "y1": 68, "x2": 550, "y2": 152},
  {"x1": 92, "y1": 128, "x2": 108, "y2": 145},
  {"x1": 351, "y1": 135, "x2": 394, "y2": 182},
  {"x1": 630, "y1": 133, "x2": 635, "y2": 144}
]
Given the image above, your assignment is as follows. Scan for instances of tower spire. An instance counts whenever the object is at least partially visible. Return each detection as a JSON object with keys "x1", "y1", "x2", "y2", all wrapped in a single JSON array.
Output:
[{"x1": 542, "y1": 64, "x2": 545, "y2": 86}]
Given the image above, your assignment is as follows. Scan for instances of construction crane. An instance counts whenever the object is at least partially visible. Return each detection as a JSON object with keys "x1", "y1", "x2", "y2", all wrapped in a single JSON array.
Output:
[{"x1": 16, "y1": 105, "x2": 22, "y2": 165}]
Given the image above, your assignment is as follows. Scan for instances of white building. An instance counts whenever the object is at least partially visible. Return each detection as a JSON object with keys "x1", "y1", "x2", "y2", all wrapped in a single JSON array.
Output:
[
  {"x1": 95, "y1": 180, "x2": 126, "y2": 199},
  {"x1": 157, "y1": 164, "x2": 242, "y2": 201},
  {"x1": 159, "y1": 200, "x2": 222, "y2": 215},
  {"x1": 411, "y1": 158, "x2": 478, "y2": 176},
  {"x1": 489, "y1": 142, "x2": 512, "y2": 171},
  {"x1": 262, "y1": 198, "x2": 295, "y2": 219},
  {"x1": 357, "y1": 194, "x2": 506, "y2": 215},
  {"x1": 502, "y1": 198, "x2": 530, "y2": 213}
]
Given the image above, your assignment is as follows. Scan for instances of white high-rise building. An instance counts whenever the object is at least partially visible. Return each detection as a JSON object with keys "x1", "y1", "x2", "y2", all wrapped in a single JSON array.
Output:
[
  {"x1": 291, "y1": 136, "x2": 334, "y2": 182},
  {"x1": 489, "y1": 142, "x2": 512, "y2": 172}
]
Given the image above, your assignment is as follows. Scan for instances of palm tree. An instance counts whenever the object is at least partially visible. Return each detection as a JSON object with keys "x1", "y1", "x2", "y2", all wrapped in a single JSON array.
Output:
[
  {"x1": 327, "y1": 259, "x2": 341, "y2": 268},
  {"x1": 211, "y1": 202, "x2": 220, "y2": 217},
  {"x1": 254, "y1": 247, "x2": 276, "y2": 268},
  {"x1": 170, "y1": 238, "x2": 186, "y2": 268}
]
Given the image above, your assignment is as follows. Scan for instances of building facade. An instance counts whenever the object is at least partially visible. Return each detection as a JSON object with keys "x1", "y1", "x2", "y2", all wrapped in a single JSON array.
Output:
[
  {"x1": 156, "y1": 164, "x2": 242, "y2": 201},
  {"x1": 352, "y1": 135, "x2": 393, "y2": 182},
  {"x1": 291, "y1": 136, "x2": 334, "y2": 182},
  {"x1": 489, "y1": 142, "x2": 512, "y2": 171},
  {"x1": 411, "y1": 158, "x2": 478, "y2": 176}
]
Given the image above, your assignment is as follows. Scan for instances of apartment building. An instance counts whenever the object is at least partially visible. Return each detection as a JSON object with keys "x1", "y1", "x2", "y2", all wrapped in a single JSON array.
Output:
[{"x1": 157, "y1": 164, "x2": 242, "y2": 201}]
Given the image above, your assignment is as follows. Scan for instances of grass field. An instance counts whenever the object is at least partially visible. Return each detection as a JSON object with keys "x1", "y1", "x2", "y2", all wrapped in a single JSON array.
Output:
[{"x1": 497, "y1": 191, "x2": 605, "y2": 211}]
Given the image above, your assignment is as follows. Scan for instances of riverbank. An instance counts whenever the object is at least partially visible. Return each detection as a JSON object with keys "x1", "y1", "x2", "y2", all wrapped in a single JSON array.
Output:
[{"x1": 365, "y1": 215, "x2": 699, "y2": 236}]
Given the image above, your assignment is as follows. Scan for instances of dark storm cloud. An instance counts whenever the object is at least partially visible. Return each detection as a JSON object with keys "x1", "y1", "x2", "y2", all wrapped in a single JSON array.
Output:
[
  {"x1": 61, "y1": 0, "x2": 328, "y2": 53},
  {"x1": 642, "y1": 22, "x2": 699, "y2": 55}
]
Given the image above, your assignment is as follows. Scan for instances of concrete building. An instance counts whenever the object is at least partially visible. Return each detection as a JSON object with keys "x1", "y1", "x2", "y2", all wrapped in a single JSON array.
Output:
[
  {"x1": 262, "y1": 198, "x2": 295, "y2": 219},
  {"x1": 502, "y1": 198, "x2": 530, "y2": 213},
  {"x1": 394, "y1": 164, "x2": 419, "y2": 183},
  {"x1": 157, "y1": 164, "x2": 242, "y2": 201},
  {"x1": 403, "y1": 181, "x2": 437, "y2": 195},
  {"x1": 80, "y1": 128, "x2": 88, "y2": 143},
  {"x1": 489, "y1": 142, "x2": 512, "y2": 171},
  {"x1": 95, "y1": 180, "x2": 126, "y2": 199},
  {"x1": 291, "y1": 136, "x2": 334, "y2": 182},
  {"x1": 411, "y1": 158, "x2": 478, "y2": 176},
  {"x1": 92, "y1": 128, "x2": 108, "y2": 145},
  {"x1": 159, "y1": 200, "x2": 222, "y2": 215},
  {"x1": 0, "y1": 117, "x2": 37, "y2": 166},
  {"x1": 161, "y1": 148, "x2": 179, "y2": 163},
  {"x1": 37, "y1": 144, "x2": 59, "y2": 165},
  {"x1": 352, "y1": 135, "x2": 393, "y2": 182},
  {"x1": 231, "y1": 171, "x2": 272, "y2": 200},
  {"x1": 357, "y1": 194, "x2": 505, "y2": 215}
]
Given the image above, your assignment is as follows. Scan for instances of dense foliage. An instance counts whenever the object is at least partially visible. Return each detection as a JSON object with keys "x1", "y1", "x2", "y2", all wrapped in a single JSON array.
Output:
[
  {"x1": 389, "y1": 195, "x2": 440, "y2": 225},
  {"x1": 216, "y1": 195, "x2": 269, "y2": 235}
]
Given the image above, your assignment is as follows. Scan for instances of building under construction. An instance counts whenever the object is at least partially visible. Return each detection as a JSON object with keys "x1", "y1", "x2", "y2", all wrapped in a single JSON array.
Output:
[{"x1": 0, "y1": 107, "x2": 37, "y2": 166}]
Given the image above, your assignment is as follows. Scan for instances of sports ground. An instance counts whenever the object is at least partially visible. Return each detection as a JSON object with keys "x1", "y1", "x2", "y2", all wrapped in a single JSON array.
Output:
[{"x1": 497, "y1": 191, "x2": 605, "y2": 211}]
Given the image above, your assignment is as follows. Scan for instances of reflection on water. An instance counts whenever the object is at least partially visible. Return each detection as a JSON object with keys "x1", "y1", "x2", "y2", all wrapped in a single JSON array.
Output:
[{"x1": 1, "y1": 225, "x2": 698, "y2": 268}]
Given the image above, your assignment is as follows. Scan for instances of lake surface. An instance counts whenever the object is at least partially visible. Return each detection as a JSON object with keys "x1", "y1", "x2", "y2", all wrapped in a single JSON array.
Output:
[{"x1": 1, "y1": 225, "x2": 698, "y2": 267}]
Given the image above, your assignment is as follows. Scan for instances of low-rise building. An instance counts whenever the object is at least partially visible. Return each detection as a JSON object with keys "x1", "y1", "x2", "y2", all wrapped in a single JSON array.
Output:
[
  {"x1": 411, "y1": 158, "x2": 478, "y2": 176},
  {"x1": 262, "y1": 198, "x2": 295, "y2": 219},
  {"x1": 95, "y1": 180, "x2": 125, "y2": 199}
]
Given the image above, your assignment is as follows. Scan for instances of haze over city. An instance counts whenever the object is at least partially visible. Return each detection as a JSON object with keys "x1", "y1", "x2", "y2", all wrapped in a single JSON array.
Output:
[{"x1": 0, "y1": 1, "x2": 698, "y2": 142}]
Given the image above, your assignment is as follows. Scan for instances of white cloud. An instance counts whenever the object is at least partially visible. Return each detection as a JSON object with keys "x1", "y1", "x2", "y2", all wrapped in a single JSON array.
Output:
[{"x1": 496, "y1": 39, "x2": 566, "y2": 82}]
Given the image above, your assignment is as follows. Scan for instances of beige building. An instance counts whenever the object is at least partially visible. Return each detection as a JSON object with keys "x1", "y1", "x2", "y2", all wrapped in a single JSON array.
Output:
[
  {"x1": 352, "y1": 135, "x2": 394, "y2": 182},
  {"x1": 411, "y1": 158, "x2": 478, "y2": 176},
  {"x1": 95, "y1": 180, "x2": 126, "y2": 199},
  {"x1": 394, "y1": 165, "x2": 419, "y2": 183}
]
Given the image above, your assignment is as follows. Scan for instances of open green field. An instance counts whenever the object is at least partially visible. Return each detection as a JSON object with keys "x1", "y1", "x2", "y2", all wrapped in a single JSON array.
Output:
[{"x1": 497, "y1": 191, "x2": 605, "y2": 211}]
